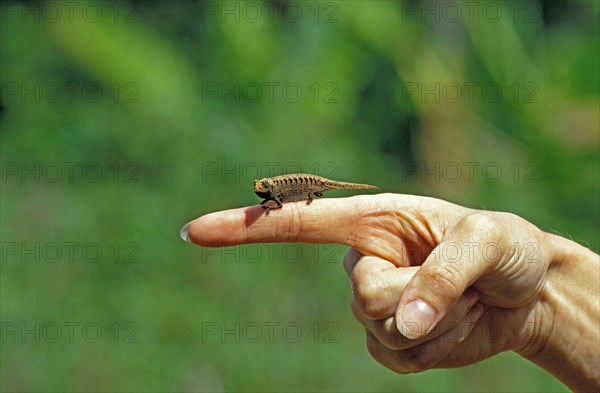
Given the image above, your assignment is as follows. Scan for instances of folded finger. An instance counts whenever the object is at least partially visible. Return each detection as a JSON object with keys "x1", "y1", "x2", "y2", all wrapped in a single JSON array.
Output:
[
  {"x1": 365, "y1": 303, "x2": 484, "y2": 374},
  {"x1": 344, "y1": 253, "x2": 418, "y2": 319},
  {"x1": 354, "y1": 288, "x2": 480, "y2": 350}
]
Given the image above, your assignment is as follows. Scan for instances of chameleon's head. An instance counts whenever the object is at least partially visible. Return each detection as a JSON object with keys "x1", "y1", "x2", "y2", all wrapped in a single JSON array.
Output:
[{"x1": 253, "y1": 178, "x2": 273, "y2": 198}]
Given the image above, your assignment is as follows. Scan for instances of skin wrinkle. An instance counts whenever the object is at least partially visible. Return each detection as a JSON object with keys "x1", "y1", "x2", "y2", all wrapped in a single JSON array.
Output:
[
  {"x1": 387, "y1": 207, "x2": 430, "y2": 264},
  {"x1": 349, "y1": 196, "x2": 444, "y2": 263},
  {"x1": 516, "y1": 297, "x2": 548, "y2": 355},
  {"x1": 345, "y1": 198, "x2": 362, "y2": 249},
  {"x1": 348, "y1": 205, "x2": 400, "y2": 262},
  {"x1": 396, "y1": 205, "x2": 443, "y2": 260},
  {"x1": 322, "y1": 198, "x2": 360, "y2": 243},
  {"x1": 533, "y1": 268, "x2": 563, "y2": 357},
  {"x1": 369, "y1": 216, "x2": 400, "y2": 259},
  {"x1": 487, "y1": 235, "x2": 548, "y2": 307},
  {"x1": 240, "y1": 211, "x2": 249, "y2": 246},
  {"x1": 356, "y1": 226, "x2": 390, "y2": 255},
  {"x1": 286, "y1": 203, "x2": 301, "y2": 242},
  {"x1": 410, "y1": 210, "x2": 443, "y2": 251},
  {"x1": 478, "y1": 264, "x2": 544, "y2": 308},
  {"x1": 423, "y1": 263, "x2": 465, "y2": 304}
]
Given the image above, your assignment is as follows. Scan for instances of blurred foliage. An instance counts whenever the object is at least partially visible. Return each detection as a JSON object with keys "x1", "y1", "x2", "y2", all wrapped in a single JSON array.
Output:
[{"x1": 1, "y1": 0, "x2": 598, "y2": 392}]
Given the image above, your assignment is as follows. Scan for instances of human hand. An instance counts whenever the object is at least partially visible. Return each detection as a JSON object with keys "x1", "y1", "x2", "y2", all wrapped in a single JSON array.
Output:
[
  {"x1": 340, "y1": 195, "x2": 551, "y2": 373},
  {"x1": 181, "y1": 193, "x2": 597, "y2": 390}
]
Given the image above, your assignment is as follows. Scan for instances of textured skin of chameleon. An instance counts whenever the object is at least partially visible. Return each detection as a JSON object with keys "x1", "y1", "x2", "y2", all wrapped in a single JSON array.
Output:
[{"x1": 253, "y1": 173, "x2": 378, "y2": 214}]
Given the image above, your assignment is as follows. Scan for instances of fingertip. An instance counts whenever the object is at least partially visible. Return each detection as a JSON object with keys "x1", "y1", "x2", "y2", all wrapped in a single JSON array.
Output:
[
  {"x1": 186, "y1": 217, "x2": 204, "y2": 246},
  {"x1": 186, "y1": 212, "x2": 239, "y2": 247},
  {"x1": 180, "y1": 222, "x2": 190, "y2": 242}
]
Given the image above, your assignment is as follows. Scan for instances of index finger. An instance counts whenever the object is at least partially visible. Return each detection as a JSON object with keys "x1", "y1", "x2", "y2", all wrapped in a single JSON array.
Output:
[
  {"x1": 181, "y1": 194, "x2": 468, "y2": 263},
  {"x1": 183, "y1": 196, "x2": 365, "y2": 247}
]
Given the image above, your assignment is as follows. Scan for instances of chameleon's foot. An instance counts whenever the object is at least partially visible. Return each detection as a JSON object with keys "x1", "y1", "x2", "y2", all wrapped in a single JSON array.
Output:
[
  {"x1": 262, "y1": 204, "x2": 282, "y2": 215},
  {"x1": 306, "y1": 192, "x2": 323, "y2": 205}
]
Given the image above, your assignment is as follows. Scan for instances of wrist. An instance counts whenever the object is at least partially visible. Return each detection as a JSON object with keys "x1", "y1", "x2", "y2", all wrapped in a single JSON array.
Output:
[{"x1": 518, "y1": 233, "x2": 599, "y2": 392}]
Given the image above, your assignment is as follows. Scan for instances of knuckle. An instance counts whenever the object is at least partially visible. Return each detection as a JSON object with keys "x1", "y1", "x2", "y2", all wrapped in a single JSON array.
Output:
[
  {"x1": 365, "y1": 333, "x2": 379, "y2": 356},
  {"x1": 423, "y1": 263, "x2": 465, "y2": 300},
  {"x1": 401, "y1": 346, "x2": 437, "y2": 373},
  {"x1": 353, "y1": 277, "x2": 392, "y2": 319},
  {"x1": 366, "y1": 334, "x2": 435, "y2": 375},
  {"x1": 375, "y1": 319, "x2": 415, "y2": 351},
  {"x1": 365, "y1": 335, "x2": 410, "y2": 375},
  {"x1": 382, "y1": 333, "x2": 413, "y2": 351},
  {"x1": 459, "y1": 213, "x2": 502, "y2": 241}
]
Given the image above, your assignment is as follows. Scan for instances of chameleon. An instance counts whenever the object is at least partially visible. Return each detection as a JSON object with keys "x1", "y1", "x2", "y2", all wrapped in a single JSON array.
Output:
[{"x1": 254, "y1": 173, "x2": 378, "y2": 214}]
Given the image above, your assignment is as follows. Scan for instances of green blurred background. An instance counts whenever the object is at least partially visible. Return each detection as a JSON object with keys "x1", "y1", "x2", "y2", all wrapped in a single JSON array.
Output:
[{"x1": 1, "y1": 0, "x2": 598, "y2": 391}]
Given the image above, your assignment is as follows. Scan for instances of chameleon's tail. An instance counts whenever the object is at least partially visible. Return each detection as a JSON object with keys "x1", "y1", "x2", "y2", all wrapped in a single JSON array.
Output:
[{"x1": 325, "y1": 180, "x2": 379, "y2": 190}]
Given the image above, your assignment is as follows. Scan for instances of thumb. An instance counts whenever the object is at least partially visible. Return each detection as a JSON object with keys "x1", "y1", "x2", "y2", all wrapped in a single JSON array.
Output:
[{"x1": 395, "y1": 214, "x2": 497, "y2": 339}]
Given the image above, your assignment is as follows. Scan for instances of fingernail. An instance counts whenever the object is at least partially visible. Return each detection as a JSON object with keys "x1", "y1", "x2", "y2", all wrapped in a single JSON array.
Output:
[
  {"x1": 397, "y1": 299, "x2": 437, "y2": 339},
  {"x1": 180, "y1": 222, "x2": 190, "y2": 242}
]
